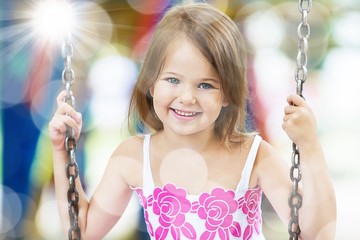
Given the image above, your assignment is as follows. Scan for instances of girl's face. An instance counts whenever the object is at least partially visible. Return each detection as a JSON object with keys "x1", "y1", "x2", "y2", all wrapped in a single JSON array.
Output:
[{"x1": 150, "y1": 37, "x2": 228, "y2": 137}]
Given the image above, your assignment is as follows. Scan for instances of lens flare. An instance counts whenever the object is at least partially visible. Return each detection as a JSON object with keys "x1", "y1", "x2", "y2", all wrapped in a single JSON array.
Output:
[{"x1": 31, "y1": 0, "x2": 75, "y2": 42}]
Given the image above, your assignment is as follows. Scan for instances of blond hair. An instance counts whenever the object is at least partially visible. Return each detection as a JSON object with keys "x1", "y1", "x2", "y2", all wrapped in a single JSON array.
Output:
[{"x1": 128, "y1": 3, "x2": 250, "y2": 145}]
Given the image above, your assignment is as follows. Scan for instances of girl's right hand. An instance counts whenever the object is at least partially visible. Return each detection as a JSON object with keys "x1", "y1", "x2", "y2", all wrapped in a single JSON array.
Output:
[
  {"x1": 282, "y1": 94, "x2": 318, "y2": 151},
  {"x1": 48, "y1": 90, "x2": 82, "y2": 152}
]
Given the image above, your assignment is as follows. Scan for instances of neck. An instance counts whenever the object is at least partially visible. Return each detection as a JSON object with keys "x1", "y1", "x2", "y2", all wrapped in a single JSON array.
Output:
[{"x1": 155, "y1": 129, "x2": 221, "y2": 154}]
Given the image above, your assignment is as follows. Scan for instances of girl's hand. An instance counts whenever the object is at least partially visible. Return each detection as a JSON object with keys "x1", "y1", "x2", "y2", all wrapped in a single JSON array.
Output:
[
  {"x1": 282, "y1": 94, "x2": 318, "y2": 150},
  {"x1": 48, "y1": 91, "x2": 82, "y2": 152}
]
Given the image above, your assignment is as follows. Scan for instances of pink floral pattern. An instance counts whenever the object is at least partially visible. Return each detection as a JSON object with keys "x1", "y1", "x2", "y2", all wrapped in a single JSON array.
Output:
[
  {"x1": 152, "y1": 183, "x2": 196, "y2": 239},
  {"x1": 133, "y1": 188, "x2": 154, "y2": 236},
  {"x1": 133, "y1": 184, "x2": 263, "y2": 240},
  {"x1": 197, "y1": 188, "x2": 241, "y2": 239},
  {"x1": 238, "y1": 187, "x2": 263, "y2": 240}
]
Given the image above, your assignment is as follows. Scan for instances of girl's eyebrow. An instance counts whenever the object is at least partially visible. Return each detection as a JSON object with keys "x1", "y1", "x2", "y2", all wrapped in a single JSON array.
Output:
[
  {"x1": 161, "y1": 71, "x2": 183, "y2": 78},
  {"x1": 201, "y1": 78, "x2": 220, "y2": 83},
  {"x1": 162, "y1": 71, "x2": 220, "y2": 83}
]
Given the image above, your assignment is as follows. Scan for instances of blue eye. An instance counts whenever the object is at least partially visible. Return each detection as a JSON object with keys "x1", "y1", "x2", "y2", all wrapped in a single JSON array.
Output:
[
  {"x1": 199, "y1": 83, "x2": 213, "y2": 89},
  {"x1": 166, "y1": 77, "x2": 180, "y2": 84}
]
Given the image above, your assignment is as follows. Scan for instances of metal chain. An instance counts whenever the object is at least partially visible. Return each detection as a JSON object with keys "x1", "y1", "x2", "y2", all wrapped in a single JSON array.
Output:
[
  {"x1": 62, "y1": 1, "x2": 81, "y2": 238},
  {"x1": 288, "y1": 0, "x2": 311, "y2": 239}
]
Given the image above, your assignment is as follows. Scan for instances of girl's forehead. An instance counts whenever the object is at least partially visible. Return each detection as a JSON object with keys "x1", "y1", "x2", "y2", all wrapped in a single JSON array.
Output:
[
  {"x1": 163, "y1": 37, "x2": 205, "y2": 67},
  {"x1": 161, "y1": 38, "x2": 219, "y2": 79}
]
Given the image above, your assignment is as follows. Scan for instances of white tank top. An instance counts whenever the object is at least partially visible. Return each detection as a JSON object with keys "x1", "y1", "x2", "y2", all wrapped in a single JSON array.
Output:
[{"x1": 131, "y1": 134, "x2": 265, "y2": 240}]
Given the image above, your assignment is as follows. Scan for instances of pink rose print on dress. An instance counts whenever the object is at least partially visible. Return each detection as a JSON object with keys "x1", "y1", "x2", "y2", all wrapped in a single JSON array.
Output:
[
  {"x1": 133, "y1": 188, "x2": 154, "y2": 236},
  {"x1": 238, "y1": 187, "x2": 262, "y2": 240},
  {"x1": 152, "y1": 183, "x2": 196, "y2": 239},
  {"x1": 197, "y1": 188, "x2": 241, "y2": 240}
]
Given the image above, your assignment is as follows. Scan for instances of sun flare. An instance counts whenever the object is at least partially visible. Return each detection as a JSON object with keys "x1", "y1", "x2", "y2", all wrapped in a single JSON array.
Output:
[
  {"x1": 0, "y1": 0, "x2": 113, "y2": 63},
  {"x1": 31, "y1": 0, "x2": 76, "y2": 42}
]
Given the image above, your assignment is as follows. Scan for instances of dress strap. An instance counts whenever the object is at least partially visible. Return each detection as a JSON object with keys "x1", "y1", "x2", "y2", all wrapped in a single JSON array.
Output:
[
  {"x1": 238, "y1": 135, "x2": 262, "y2": 190},
  {"x1": 143, "y1": 134, "x2": 155, "y2": 190}
]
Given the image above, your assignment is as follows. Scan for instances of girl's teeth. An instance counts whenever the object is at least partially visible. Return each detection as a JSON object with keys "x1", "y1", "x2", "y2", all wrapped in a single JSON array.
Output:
[{"x1": 175, "y1": 109, "x2": 196, "y2": 116}]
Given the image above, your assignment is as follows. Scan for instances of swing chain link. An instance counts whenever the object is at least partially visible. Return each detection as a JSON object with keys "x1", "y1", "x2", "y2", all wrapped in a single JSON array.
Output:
[
  {"x1": 62, "y1": 1, "x2": 81, "y2": 238},
  {"x1": 295, "y1": 0, "x2": 311, "y2": 97},
  {"x1": 288, "y1": 1, "x2": 311, "y2": 239}
]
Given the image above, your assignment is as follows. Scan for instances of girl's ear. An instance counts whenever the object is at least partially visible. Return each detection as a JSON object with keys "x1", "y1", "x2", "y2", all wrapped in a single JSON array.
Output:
[
  {"x1": 222, "y1": 98, "x2": 229, "y2": 107},
  {"x1": 149, "y1": 85, "x2": 154, "y2": 97}
]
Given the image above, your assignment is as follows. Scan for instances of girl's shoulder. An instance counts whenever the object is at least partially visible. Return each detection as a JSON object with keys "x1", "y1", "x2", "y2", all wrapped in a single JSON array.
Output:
[
  {"x1": 252, "y1": 136, "x2": 289, "y2": 188},
  {"x1": 252, "y1": 136, "x2": 284, "y2": 169},
  {"x1": 256, "y1": 137, "x2": 283, "y2": 161},
  {"x1": 109, "y1": 134, "x2": 147, "y2": 187},
  {"x1": 111, "y1": 134, "x2": 146, "y2": 159}
]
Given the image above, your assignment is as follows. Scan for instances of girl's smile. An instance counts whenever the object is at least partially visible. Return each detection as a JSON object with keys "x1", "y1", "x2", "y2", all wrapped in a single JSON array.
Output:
[{"x1": 171, "y1": 108, "x2": 200, "y2": 118}]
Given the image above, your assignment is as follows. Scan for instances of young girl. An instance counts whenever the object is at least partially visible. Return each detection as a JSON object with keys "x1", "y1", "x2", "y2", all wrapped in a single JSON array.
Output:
[{"x1": 49, "y1": 3, "x2": 336, "y2": 240}]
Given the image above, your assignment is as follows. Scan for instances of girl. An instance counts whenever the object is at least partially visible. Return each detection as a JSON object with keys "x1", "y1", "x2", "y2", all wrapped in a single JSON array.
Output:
[{"x1": 49, "y1": 3, "x2": 336, "y2": 240}]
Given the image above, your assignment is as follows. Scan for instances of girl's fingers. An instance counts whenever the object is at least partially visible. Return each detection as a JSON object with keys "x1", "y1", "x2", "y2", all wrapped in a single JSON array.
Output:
[
  {"x1": 49, "y1": 91, "x2": 82, "y2": 150},
  {"x1": 62, "y1": 114, "x2": 80, "y2": 132},
  {"x1": 55, "y1": 102, "x2": 82, "y2": 123},
  {"x1": 284, "y1": 105, "x2": 297, "y2": 115},
  {"x1": 56, "y1": 90, "x2": 67, "y2": 103},
  {"x1": 55, "y1": 91, "x2": 82, "y2": 123},
  {"x1": 287, "y1": 94, "x2": 305, "y2": 106},
  {"x1": 56, "y1": 116, "x2": 68, "y2": 133},
  {"x1": 50, "y1": 114, "x2": 80, "y2": 134},
  {"x1": 283, "y1": 115, "x2": 290, "y2": 123}
]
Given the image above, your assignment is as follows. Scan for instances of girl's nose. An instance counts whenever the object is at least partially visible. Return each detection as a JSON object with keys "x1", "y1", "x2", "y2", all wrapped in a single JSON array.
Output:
[{"x1": 178, "y1": 87, "x2": 196, "y2": 105}]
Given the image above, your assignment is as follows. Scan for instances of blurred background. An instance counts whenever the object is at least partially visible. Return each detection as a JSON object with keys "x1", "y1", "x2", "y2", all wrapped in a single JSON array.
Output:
[{"x1": 1, "y1": 0, "x2": 359, "y2": 239}]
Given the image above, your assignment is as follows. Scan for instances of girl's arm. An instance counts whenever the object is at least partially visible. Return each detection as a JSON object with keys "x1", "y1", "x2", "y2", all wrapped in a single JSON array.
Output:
[
  {"x1": 257, "y1": 94, "x2": 336, "y2": 240},
  {"x1": 49, "y1": 91, "x2": 133, "y2": 239},
  {"x1": 282, "y1": 94, "x2": 336, "y2": 239}
]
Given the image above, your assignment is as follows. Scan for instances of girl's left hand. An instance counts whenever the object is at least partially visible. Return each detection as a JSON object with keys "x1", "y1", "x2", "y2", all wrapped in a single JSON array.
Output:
[{"x1": 282, "y1": 94, "x2": 318, "y2": 150}]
